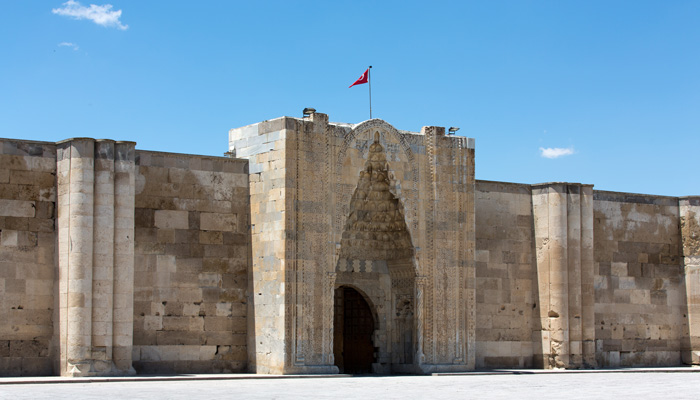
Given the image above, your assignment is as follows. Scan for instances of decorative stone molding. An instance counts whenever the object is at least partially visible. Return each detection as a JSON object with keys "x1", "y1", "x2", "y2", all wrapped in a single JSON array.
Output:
[{"x1": 339, "y1": 132, "x2": 414, "y2": 262}]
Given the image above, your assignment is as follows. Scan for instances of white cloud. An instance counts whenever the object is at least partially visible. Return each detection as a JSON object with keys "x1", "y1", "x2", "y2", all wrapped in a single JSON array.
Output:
[
  {"x1": 58, "y1": 42, "x2": 79, "y2": 51},
  {"x1": 539, "y1": 147, "x2": 574, "y2": 159},
  {"x1": 52, "y1": 0, "x2": 128, "y2": 30}
]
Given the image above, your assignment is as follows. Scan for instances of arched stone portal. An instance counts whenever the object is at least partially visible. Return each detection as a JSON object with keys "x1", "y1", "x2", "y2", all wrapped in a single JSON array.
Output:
[
  {"x1": 333, "y1": 286, "x2": 376, "y2": 374},
  {"x1": 235, "y1": 114, "x2": 474, "y2": 375},
  {"x1": 335, "y1": 132, "x2": 416, "y2": 373}
]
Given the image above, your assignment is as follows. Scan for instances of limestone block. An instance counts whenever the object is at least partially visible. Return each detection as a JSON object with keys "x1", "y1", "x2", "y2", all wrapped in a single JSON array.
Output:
[
  {"x1": 0, "y1": 230, "x2": 19, "y2": 247},
  {"x1": 144, "y1": 316, "x2": 162, "y2": 331},
  {"x1": 154, "y1": 210, "x2": 189, "y2": 230},
  {"x1": 216, "y1": 302, "x2": 232, "y2": 317},
  {"x1": 0, "y1": 199, "x2": 35, "y2": 218},
  {"x1": 139, "y1": 346, "x2": 162, "y2": 362},
  {"x1": 200, "y1": 213, "x2": 238, "y2": 232},
  {"x1": 199, "y1": 345, "x2": 217, "y2": 360}
]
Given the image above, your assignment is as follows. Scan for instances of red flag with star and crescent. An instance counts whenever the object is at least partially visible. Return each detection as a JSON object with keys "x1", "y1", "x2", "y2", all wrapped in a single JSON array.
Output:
[{"x1": 349, "y1": 68, "x2": 369, "y2": 88}]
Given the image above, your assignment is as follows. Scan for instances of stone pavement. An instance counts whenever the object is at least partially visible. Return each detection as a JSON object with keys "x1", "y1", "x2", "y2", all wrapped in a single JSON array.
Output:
[{"x1": 1, "y1": 368, "x2": 699, "y2": 399}]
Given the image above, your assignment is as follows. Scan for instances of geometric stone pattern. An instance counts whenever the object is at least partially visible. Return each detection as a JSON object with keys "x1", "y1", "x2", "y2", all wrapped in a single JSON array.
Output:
[
  {"x1": 283, "y1": 113, "x2": 334, "y2": 373},
  {"x1": 339, "y1": 133, "x2": 413, "y2": 262},
  {"x1": 428, "y1": 129, "x2": 475, "y2": 371},
  {"x1": 337, "y1": 133, "x2": 414, "y2": 372}
]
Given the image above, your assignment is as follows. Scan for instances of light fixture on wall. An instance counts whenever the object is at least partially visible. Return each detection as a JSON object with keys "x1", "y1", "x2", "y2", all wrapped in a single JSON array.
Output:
[
  {"x1": 303, "y1": 108, "x2": 316, "y2": 117},
  {"x1": 448, "y1": 127, "x2": 460, "y2": 135}
]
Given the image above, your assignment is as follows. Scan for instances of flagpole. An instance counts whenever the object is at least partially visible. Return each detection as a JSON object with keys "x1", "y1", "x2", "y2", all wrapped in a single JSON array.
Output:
[{"x1": 368, "y1": 65, "x2": 373, "y2": 119}]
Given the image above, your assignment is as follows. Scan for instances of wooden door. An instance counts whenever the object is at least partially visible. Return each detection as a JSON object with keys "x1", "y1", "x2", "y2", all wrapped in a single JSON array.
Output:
[{"x1": 334, "y1": 287, "x2": 375, "y2": 374}]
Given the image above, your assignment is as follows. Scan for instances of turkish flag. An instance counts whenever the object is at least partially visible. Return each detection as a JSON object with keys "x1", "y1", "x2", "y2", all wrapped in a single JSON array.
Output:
[{"x1": 349, "y1": 68, "x2": 369, "y2": 88}]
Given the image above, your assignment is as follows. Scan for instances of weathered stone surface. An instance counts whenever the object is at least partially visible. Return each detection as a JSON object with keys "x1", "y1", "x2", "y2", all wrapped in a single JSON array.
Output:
[
  {"x1": 154, "y1": 210, "x2": 189, "y2": 230},
  {"x1": 1, "y1": 115, "x2": 699, "y2": 378},
  {"x1": 132, "y1": 151, "x2": 249, "y2": 374},
  {"x1": 680, "y1": 197, "x2": 700, "y2": 364},
  {"x1": 474, "y1": 181, "x2": 535, "y2": 369},
  {"x1": 0, "y1": 139, "x2": 56, "y2": 377},
  {"x1": 230, "y1": 114, "x2": 475, "y2": 374},
  {"x1": 592, "y1": 191, "x2": 685, "y2": 368},
  {"x1": 0, "y1": 199, "x2": 35, "y2": 218},
  {"x1": 55, "y1": 138, "x2": 137, "y2": 377}
]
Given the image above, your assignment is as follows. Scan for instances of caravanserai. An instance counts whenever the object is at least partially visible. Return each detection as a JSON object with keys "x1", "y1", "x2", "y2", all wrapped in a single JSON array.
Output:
[{"x1": 0, "y1": 112, "x2": 698, "y2": 376}]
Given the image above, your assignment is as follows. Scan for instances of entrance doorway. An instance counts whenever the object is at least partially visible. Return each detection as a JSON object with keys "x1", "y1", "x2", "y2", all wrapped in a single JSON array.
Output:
[{"x1": 334, "y1": 286, "x2": 375, "y2": 374}]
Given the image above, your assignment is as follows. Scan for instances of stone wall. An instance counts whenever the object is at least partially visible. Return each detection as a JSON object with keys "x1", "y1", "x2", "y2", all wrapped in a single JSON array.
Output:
[
  {"x1": 132, "y1": 151, "x2": 250, "y2": 373},
  {"x1": 593, "y1": 191, "x2": 685, "y2": 367},
  {"x1": 474, "y1": 182, "x2": 692, "y2": 369},
  {"x1": 474, "y1": 181, "x2": 535, "y2": 368},
  {"x1": 0, "y1": 139, "x2": 56, "y2": 376},
  {"x1": 0, "y1": 118, "x2": 698, "y2": 377},
  {"x1": 229, "y1": 118, "x2": 288, "y2": 374}
]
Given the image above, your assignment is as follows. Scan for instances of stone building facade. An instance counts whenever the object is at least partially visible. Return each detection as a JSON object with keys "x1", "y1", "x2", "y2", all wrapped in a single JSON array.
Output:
[{"x1": 0, "y1": 112, "x2": 698, "y2": 376}]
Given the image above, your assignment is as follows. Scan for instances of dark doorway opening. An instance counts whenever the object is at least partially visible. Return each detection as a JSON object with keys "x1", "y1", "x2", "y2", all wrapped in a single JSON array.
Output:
[{"x1": 334, "y1": 286, "x2": 376, "y2": 374}]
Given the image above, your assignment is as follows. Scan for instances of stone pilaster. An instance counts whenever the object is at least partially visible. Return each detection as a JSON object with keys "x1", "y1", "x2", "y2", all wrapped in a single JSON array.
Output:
[
  {"x1": 532, "y1": 183, "x2": 594, "y2": 369},
  {"x1": 92, "y1": 140, "x2": 115, "y2": 370},
  {"x1": 579, "y1": 185, "x2": 596, "y2": 367},
  {"x1": 533, "y1": 183, "x2": 569, "y2": 368},
  {"x1": 112, "y1": 141, "x2": 136, "y2": 373},
  {"x1": 58, "y1": 138, "x2": 95, "y2": 376},
  {"x1": 57, "y1": 138, "x2": 136, "y2": 376},
  {"x1": 680, "y1": 196, "x2": 700, "y2": 365}
]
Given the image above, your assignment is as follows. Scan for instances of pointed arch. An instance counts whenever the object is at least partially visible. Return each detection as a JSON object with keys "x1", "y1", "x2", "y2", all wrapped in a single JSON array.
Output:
[{"x1": 333, "y1": 119, "x2": 420, "y2": 275}]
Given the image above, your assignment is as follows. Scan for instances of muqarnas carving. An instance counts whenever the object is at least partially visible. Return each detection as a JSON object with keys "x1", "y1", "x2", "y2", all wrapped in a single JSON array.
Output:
[{"x1": 340, "y1": 132, "x2": 413, "y2": 262}]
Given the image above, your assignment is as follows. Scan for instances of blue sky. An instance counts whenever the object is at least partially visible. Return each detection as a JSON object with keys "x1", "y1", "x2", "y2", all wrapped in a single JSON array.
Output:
[{"x1": 1, "y1": 1, "x2": 698, "y2": 196}]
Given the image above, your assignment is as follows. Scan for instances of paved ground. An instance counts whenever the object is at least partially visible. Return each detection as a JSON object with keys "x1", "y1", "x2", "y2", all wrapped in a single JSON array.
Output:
[{"x1": 1, "y1": 369, "x2": 699, "y2": 399}]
